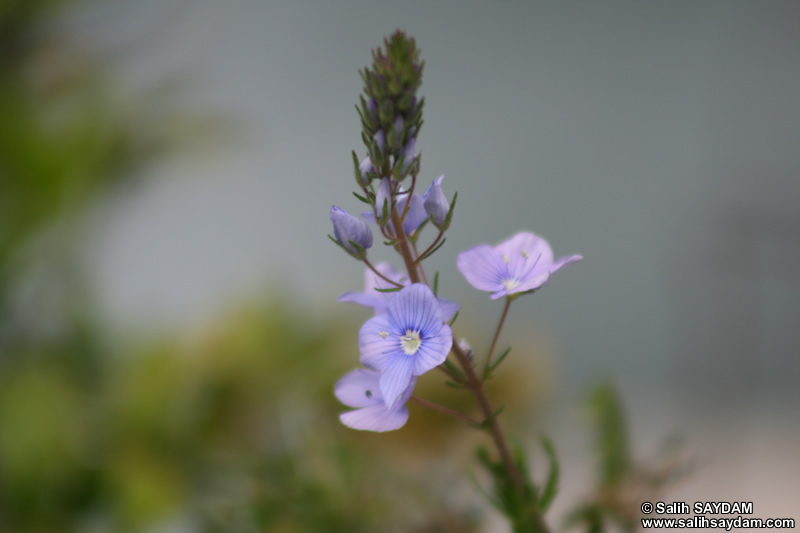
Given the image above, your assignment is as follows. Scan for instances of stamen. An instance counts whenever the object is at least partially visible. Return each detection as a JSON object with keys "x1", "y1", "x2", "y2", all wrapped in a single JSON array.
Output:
[
  {"x1": 502, "y1": 254, "x2": 510, "y2": 264},
  {"x1": 521, "y1": 250, "x2": 529, "y2": 258},
  {"x1": 503, "y1": 279, "x2": 520, "y2": 291},
  {"x1": 365, "y1": 389, "x2": 372, "y2": 398},
  {"x1": 379, "y1": 331, "x2": 388, "y2": 339},
  {"x1": 401, "y1": 330, "x2": 422, "y2": 355}
]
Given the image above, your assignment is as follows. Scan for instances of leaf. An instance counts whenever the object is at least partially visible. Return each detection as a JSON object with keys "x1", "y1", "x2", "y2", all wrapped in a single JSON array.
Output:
[
  {"x1": 538, "y1": 437, "x2": 559, "y2": 512},
  {"x1": 484, "y1": 346, "x2": 511, "y2": 379},
  {"x1": 373, "y1": 286, "x2": 402, "y2": 293},
  {"x1": 588, "y1": 383, "x2": 630, "y2": 487},
  {"x1": 447, "y1": 311, "x2": 459, "y2": 326}
]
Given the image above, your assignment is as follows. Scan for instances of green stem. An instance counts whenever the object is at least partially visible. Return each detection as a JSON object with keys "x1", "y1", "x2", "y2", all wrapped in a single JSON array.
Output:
[
  {"x1": 483, "y1": 298, "x2": 512, "y2": 380},
  {"x1": 363, "y1": 258, "x2": 403, "y2": 288}
]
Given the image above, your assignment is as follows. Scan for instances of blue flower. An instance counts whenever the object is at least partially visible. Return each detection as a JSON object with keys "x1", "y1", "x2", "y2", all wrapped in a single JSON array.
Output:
[
  {"x1": 457, "y1": 232, "x2": 582, "y2": 299},
  {"x1": 330, "y1": 206, "x2": 373, "y2": 258},
  {"x1": 359, "y1": 284, "x2": 453, "y2": 407},
  {"x1": 337, "y1": 262, "x2": 460, "y2": 322},
  {"x1": 335, "y1": 368, "x2": 415, "y2": 432}
]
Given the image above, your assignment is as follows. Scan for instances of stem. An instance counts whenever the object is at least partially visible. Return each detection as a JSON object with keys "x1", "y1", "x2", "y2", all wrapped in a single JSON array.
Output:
[
  {"x1": 411, "y1": 396, "x2": 479, "y2": 425},
  {"x1": 483, "y1": 298, "x2": 512, "y2": 379},
  {"x1": 451, "y1": 341, "x2": 550, "y2": 533},
  {"x1": 414, "y1": 230, "x2": 445, "y2": 265},
  {"x1": 363, "y1": 258, "x2": 403, "y2": 288},
  {"x1": 412, "y1": 240, "x2": 430, "y2": 285},
  {"x1": 391, "y1": 204, "x2": 420, "y2": 283}
]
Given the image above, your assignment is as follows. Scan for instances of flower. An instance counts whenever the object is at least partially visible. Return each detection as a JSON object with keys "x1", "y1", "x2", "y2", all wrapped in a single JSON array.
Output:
[
  {"x1": 359, "y1": 284, "x2": 453, "y2": 407},
  {"x1": 337, "y1": 262, "x2": 460, "y2": 321},
  {"x1": 335, "y1": 368, "x2": 416, "y2": 432},
  {"x1": 330, "y1": 206, "x2": 373, "y2": 258},
  {"x1": 457, "y1": 232, "x2": 582, "y2": 299},
  {"x1": 361, "y1": 176, "x2": 444, "y2": 236},
  {"x1": 423, "y1": 175, "x2": 448, "y2": 229}
]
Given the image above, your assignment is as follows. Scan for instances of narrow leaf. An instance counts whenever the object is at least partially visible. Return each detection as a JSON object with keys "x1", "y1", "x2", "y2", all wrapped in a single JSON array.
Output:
[
  {"x1": 432, "y1": 271, "x2": 439, "y2": 297},
  {"x1": 419, "y1": 237, "x2": 446, "y2": 261},
  {"x1": 448, "y1": 310, "x2": 459, "y2": 326},
  {"x1": 374, "y1": 286, "x2": 403, "y2": 293},
  {"x1": 538, "y1": 437, "x2": 559, "y2": 512}
]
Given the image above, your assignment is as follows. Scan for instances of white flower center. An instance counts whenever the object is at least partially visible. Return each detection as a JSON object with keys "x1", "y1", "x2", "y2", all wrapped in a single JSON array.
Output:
[
  {"x1": 503, "y1": 278, "x2": 520, "y2": 291},
  {"x1": 401, "y1": 330, "x2": 422, "y2": 355}
]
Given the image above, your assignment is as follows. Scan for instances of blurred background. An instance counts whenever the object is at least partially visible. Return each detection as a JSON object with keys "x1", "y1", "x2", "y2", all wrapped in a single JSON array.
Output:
[{"x1": 1, "y1": 0, "x2": 798, "y2": 531}]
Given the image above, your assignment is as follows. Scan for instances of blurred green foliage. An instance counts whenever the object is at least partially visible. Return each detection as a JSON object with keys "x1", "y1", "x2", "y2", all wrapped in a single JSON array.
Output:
[
  {"x1": 0, "y1": 2, "x2": 480, "y2": 532},
  {"x1": 564, "y1": 384, "x2": 690, "y2": 533}
]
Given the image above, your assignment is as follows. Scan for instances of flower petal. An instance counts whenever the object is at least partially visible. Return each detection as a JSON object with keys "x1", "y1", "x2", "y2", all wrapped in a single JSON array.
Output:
[
  {"x1": 413, "y1": 324, "x2": 452, "y2": 375},
  {"x1": 334, "y1": 368, "x2": 382, "y2": 408},
  {"x1": 400, "y1": 193, "x2": 427, "y2": 235},
  {"x1": 359, "y1": 314, "x2": 402, "y2": 370},
  {"x1": 513, "y1": 270, "x2": 550, "y2": 294},
  {"x1": 457, "y1": 245, "x2": 505, "y2": 293},
  {"x1": 496, "y1": 232, "x2": 554, "y2": 283},
  {"x1": 551, "y1": 254, "x2": 583, "y2": 273},
  {"x1": 340, "y1": 404, "x2": 409, "y2": 432},
  {"x1": 436, "y1": 296, "x2": 460, "y2": 323},
  {"x1": 337, "y1": 290, "x2": 382, "y2": 310},
  {"x1": 380, "y1": 355, "x2": 415, "y2": 408},
  {"x1": 387, "y1": 284, "x2": 442, "y2": 338}
]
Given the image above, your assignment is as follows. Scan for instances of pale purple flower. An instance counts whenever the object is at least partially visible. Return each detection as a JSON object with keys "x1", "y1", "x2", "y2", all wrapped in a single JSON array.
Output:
[
  {"x1": 337, "y1": 263, "x2": 459, "y2": 321},
  {"x1": 423, "y1": 175, "x2": 448, "y2": 228},
  {"x1": 335, "y1": 368, "x2": 416, "y2": 432},
  {"x1": 330, "y1": 206, "x2": 373, "y2": 258},
  {"x1": 359, "y1": 284, "x2": 453, "y2": 407},
  {"x1": 457, "y1": 232, "x2": 582, "y2": 299}
]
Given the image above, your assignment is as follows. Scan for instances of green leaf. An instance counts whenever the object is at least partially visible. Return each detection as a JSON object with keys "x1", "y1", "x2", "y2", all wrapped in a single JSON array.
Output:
[
  {"x1": 373, "y1": 286, "x2": 402, "y2": 293},
  {"x1": 443, "y1": 380, "x2": 466, "y2": 389},
  {"x1": 352, "y1": 191, "x2": 371, "y2": 204},
  {"x1": 418, "y1": 237, "x2": 446, "y2": 262},
  {"x1": 432, "y1": 271, "x2": 439, "y2": 297},
  {"x1": 485, "y1": 346, "x2": 511, "y2": 379},
  {"x1": 448, "y1": 311, "x2": 459, "y2": 326},
  {"x1": 538, "y1": 437, "x2": 559, "y2": 512},
  {"x1": 588, "y1": 383, "x2": 630, "y2": 487},
  {"x1": 470, "y1": 404, "x2": 505, "y2": 430},
  {"x1": 442, "y1": 359, "x2": 465, "y2": 382}
]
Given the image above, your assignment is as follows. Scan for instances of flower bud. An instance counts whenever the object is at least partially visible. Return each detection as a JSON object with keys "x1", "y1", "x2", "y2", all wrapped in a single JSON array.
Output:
[
  {"x1": 330, "y1": 206, "x2": 373, "y2": 259},
  {"x1": 399, "y1": 137, "x2": 416, "y2": 176},
  {"x1": 423, "y1": 176, "x2": 449, "y2": 230},
  {"x1": 358, "y1": 156, "x2": 374, "y2": 186},
  {"x1": 374, "y1": 177, "x2": 392, "y2": 226}
]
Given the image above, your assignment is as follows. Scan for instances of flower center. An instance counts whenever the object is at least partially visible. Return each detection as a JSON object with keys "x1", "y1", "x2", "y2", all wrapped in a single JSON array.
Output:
[
  {"x1": 503, "y1": 278, "x2": 520, "y2": 291},
  {"x1": 401, "y1": 330, "x2": 422, "y2": 355}
]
